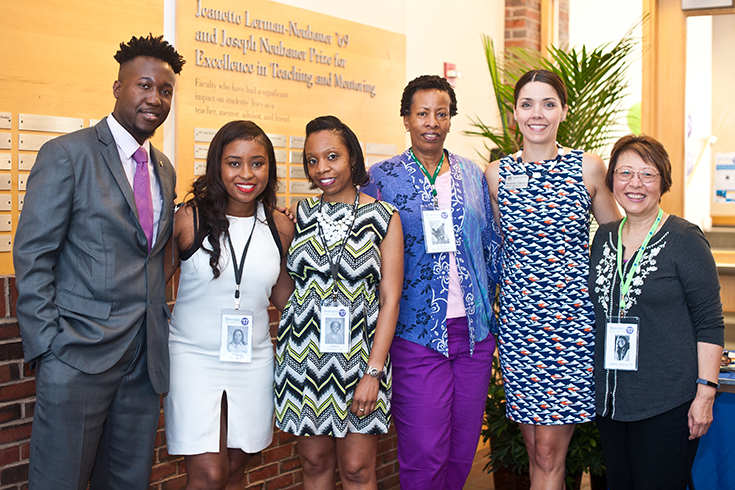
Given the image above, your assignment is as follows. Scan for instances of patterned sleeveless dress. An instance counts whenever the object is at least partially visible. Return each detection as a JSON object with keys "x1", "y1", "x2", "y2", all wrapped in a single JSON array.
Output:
[
  {"x1": 274, "y1": 196, "x2": 396, "y2": 436},
  {"x1": 497, "y1": 148, "x2": 595, "y2": 425}
]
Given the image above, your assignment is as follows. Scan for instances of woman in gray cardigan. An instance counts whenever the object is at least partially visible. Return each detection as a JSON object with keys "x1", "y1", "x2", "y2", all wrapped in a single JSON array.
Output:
[{"x1": 589, "y1": 134, "x2": 724, "y2": 490}]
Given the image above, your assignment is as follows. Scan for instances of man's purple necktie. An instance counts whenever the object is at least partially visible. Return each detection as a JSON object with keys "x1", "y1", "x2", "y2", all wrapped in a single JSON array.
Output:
[{"x1": 132, "y1": 147, "x2": 154, "y2": 252}]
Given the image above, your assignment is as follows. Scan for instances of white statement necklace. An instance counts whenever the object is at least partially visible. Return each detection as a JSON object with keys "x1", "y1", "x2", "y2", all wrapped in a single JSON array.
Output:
[
  {"x1": 316, "y1": 189, "x2": 360, "y2": 246},
  {"x1": 316, "y1": 208, "x2": 353, "y2": 245}
]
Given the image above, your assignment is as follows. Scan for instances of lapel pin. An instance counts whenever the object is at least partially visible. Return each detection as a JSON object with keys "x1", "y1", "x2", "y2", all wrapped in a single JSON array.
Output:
[{"x1": 159, "y1": 160, "x2": 163, "y2": 167}]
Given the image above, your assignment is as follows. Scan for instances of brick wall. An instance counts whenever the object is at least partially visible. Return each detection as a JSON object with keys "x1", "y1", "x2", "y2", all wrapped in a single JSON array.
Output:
[
  {"x1": 505, "y1": 0, "x2": 542, "y2": 51},
  {"x1": 558, "y1": 0, "x2": 570, "y2": 44},
  {"x1": 0, "y1": 275, "x2": 400, "y2": 490},
  {"x1": 504, "y1": 0, "x2": 570, "y2": 50}
]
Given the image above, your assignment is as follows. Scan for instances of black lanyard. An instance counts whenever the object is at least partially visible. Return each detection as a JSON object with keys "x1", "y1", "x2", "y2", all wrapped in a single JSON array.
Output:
[
  {"x1": 226, "y1": 218, "x2": 257, "y2": 310},
  {"x1": 317, "y1": 188, "x2": 360, "y2": 304}
]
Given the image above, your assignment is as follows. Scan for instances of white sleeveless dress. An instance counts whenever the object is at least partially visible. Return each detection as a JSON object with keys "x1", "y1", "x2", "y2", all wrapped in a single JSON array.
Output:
[{"x1": 164, "y1": 202, "x2": 280, "y2": 454}]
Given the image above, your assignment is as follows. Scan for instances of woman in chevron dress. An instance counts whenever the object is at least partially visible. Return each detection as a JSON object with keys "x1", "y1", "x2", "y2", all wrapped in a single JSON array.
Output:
[
  {"x1": 275, "y1": 116, "x2": 403, "y2": 489},
  {"x1": 485, "y1": 70, "x2": 621, "y2": 489}
]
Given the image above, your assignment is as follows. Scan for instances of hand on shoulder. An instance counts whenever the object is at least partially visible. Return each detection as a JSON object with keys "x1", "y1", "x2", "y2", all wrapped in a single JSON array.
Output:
[{"x1": 359, "y1": 192, "x2": 376, "y2": 205}]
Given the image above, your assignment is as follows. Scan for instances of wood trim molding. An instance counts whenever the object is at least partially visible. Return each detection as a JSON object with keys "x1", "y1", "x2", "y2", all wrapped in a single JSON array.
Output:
[
  {"x1": 641, "y1": 0, "x2": 686, "y2": 216},
  {"x1": 684, "y1": 6, "x2": 735, "y2": 16},
  {"x1": 541, "y1": 0, "x2": 559, "y2": 57}
]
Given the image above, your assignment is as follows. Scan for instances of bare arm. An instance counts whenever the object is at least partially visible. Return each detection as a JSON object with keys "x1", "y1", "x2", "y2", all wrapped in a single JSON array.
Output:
[
  {"x1": 269, "y1": 212, "x2": 296, "y2": 312},
  {"x1": 687, "y1": 341, "x2": 723, "y2": 439},
  {"x1": 351, "y1": 211, "x2": 404, "y2": 415},
  {"x1": 484, "y1": 160, "x2": 501, "y2": 226},
  {"x1": 165, "y1": 205, "x2": 197, "y2": 283},
  {"x1": 582, "y1": 152, "x2": 622, "y2": 225}
]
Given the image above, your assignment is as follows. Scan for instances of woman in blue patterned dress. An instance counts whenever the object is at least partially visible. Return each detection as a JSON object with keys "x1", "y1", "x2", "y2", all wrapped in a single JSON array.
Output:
[
  {"x1": 274, "y1": 116, "x2": 403, "y2": 489},
  {"x1": 363, "y1": 75, "x2": 501, "y2": 490},
  {"x1": 484, "y1": 70, "x2": 620, "y2": 489}
]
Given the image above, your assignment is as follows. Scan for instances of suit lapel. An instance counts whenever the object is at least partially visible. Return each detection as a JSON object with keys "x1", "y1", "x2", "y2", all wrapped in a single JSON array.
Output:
[
  {"x1": 149, "y1": 145, "x2": 174, "y2": 255},
  {"x1": 96, "y1": 118, "x2": 140, "y2": 221}
]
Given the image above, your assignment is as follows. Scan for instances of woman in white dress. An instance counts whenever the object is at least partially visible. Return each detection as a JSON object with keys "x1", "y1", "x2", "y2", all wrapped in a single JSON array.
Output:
[{"x1": 164, "y1": 120, "x2": 294, "y2": 490}]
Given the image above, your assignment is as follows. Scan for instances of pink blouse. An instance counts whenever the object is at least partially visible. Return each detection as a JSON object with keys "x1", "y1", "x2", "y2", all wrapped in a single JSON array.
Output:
[{"x1": 436, "y1": 171, "x2": 466, "y2": 319}]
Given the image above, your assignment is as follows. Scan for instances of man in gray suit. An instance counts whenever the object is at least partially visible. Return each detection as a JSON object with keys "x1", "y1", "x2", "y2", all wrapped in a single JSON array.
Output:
[{"x1": 13, "y1": 35, "x2": 185, "y2": 490}]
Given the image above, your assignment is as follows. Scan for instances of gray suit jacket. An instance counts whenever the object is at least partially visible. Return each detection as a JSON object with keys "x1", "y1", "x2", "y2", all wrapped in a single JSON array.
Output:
[{"x1": 13, "y1": 117, "x2": 176, "y2": 394}]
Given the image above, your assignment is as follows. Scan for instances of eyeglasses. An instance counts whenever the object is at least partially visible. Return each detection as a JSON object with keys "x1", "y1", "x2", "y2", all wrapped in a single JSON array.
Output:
[{"x1": 614, "y1": 168, "x2": 660, "y2": 184}]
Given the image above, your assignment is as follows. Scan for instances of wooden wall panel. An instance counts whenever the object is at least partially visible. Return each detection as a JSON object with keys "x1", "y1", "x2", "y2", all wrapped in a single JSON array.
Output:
[
  {"x1": 175, "y1": 0, "x2": 406, "y2": 204},
  {"x1": 0, "y1": 0, "x2": 165, "y2": 274}
]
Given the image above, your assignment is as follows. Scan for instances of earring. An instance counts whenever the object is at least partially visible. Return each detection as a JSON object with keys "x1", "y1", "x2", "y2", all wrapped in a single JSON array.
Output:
[{"x1": 405, "y1": 128, "x2": 409, "y2": 133}]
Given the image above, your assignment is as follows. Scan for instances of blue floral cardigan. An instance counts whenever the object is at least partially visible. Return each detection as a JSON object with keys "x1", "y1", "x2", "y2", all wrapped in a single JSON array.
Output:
[{"x1": 362, "y1": 149, "x2": 501, "y2": 356}]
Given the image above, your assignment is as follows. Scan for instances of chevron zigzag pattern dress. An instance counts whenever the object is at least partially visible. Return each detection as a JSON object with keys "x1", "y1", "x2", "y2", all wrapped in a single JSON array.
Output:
[
  {"x1": 497, "y1": 148, "x2": 595, "y2": 425},
  {"x1": 275, "y1": 196, "x2": 395, "y2": 436}
]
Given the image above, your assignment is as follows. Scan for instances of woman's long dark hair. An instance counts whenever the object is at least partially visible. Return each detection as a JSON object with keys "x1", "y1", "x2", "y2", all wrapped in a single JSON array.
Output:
[{"x1": 188, "y1": 120, "x2": 278, "y2": 278}]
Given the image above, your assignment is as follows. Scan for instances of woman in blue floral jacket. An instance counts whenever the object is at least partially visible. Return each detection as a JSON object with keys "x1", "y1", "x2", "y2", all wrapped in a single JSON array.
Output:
[{"x1": 362, "y1": 75, "x2": 500, "y2": 490}]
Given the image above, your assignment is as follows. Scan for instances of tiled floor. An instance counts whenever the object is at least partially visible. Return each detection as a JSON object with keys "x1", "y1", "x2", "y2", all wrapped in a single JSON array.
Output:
[{"x1": 463, "y1": 446, "x2": 592, "y2": 490}]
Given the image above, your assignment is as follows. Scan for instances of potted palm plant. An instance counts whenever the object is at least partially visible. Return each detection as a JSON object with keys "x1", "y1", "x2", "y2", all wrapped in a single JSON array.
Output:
[
  {"x1": 467, "y1": 28, "x2": 638, "y2": 159},
  {"x1": 472, "y1": 26, "x2": 640, "y2": 490}
]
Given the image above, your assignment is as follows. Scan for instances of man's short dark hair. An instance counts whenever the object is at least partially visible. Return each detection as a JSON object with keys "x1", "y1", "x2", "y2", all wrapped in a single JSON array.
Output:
[{"x1": 114, "y1": 34, "x2": 185, "y2": 74}]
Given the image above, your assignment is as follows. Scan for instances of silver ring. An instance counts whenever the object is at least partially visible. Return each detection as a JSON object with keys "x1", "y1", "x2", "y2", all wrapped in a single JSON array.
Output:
[{"x1": 359, "y1": 408, "x2": 365, "y2": 412}]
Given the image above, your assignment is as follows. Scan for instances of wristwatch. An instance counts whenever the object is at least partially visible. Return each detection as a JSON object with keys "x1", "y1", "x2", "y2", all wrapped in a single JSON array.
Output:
[
  {"x1": 696, "y1": 377, "x2": 720, "y2": 390},
  {"x1": 366, "y1": 365, "x2": 383, "y2": 379}
]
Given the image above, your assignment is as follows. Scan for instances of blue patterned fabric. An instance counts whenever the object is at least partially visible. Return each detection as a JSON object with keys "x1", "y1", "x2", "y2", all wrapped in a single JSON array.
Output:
[
  {"x1": 497, "y1": 148, "x2": 595, "y2": 425},
  {"x1": 362, "y1": 149, "x2": 500, "y2": 356}
]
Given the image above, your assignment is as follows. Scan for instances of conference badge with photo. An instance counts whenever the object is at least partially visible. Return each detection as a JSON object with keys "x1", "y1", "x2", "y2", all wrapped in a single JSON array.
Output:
[
  {"x1": 604, "y1": 316, "x2": 639, "y2": 371},
  {"x1": 320, "y1": 304, "x2": 350, "y2": 353},
  {"x1": 421, "y1": 208, "x2": 457, "y2": 254},
  {"x1": 220, "y1": 308, "x2": 254, "y2": 363}
]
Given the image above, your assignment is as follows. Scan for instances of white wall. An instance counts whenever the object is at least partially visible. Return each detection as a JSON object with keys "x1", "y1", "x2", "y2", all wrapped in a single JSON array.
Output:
[
  {"x1": 708, "y1": 14, "x2": 735, "y2": 224},
  {"x1": 685, "y1": 16, "x2": 713, "y2": 229},
  {"x1": 711, "y1": 15, "x2": 735, "y2": 161},
  {"x1": 403, "y1": 0, "x2": 504, "y2": 164},
  {"x1": 568, "y1": 0, "x2": 643, "y2": 159}
]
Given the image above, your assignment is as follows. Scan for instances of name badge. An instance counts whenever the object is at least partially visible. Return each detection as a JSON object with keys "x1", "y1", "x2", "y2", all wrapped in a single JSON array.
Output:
[
  {"x1": 421, "y1": 208, "x2": 457, "y2": 254},
  {"x1": 320, "y1": 303, "x2": 350, "y2": 353},
  {"x1": 220, "y1": 308, "x2": 254, "y2": 363},
  {"x1": 604, "y1": 316, "x2": 639, "y2": 371},
  {"x1": 505, "y1": 174, "x2": 529, "y2": 190}
]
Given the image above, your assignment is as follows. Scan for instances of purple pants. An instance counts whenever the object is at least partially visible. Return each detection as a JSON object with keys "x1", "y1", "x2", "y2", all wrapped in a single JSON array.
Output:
[{"x1": 391, "y1": 317, "x2": 495, "y2": 490}]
